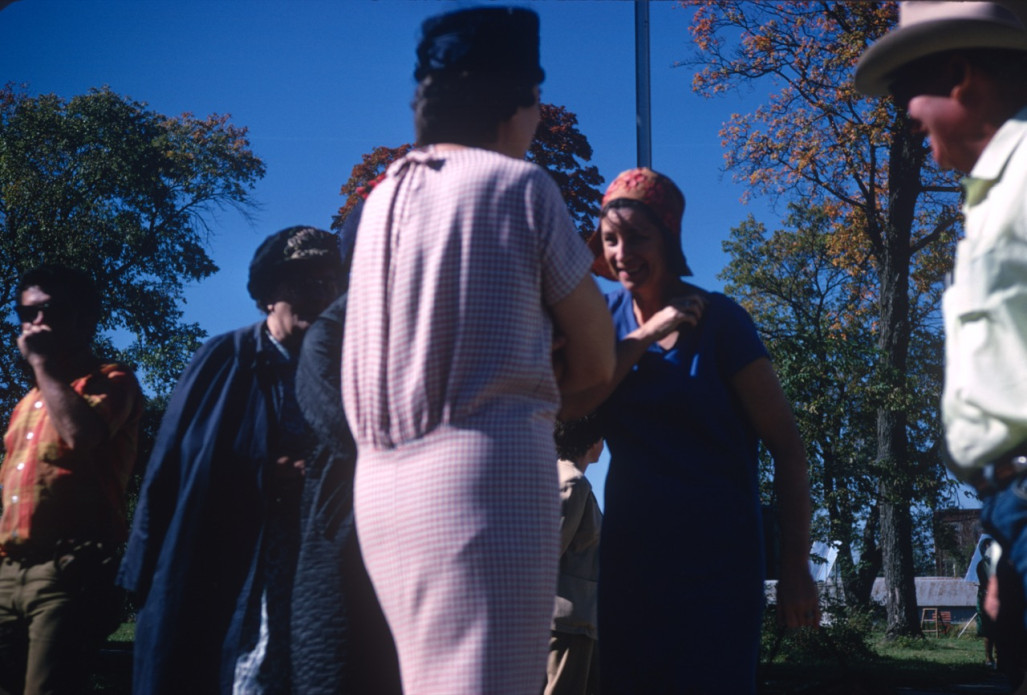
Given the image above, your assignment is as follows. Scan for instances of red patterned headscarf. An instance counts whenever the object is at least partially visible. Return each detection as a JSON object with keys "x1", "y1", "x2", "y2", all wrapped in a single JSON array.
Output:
[{"x1": 587, "y1": 167, "x2": 692, "y2": 280}]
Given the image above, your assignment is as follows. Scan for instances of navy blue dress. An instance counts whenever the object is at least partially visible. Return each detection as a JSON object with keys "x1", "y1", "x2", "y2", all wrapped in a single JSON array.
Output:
[{"x1": 597, "y1": 287, "x2": 768, "y2": 695}]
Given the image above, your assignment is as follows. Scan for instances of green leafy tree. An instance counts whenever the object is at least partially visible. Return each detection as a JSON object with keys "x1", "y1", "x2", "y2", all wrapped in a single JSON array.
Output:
[
  {"x1": 334, "y1": 103, "x2": 603, "y2": 238},
  {"x1": 0, "y1": 84, "x2": 265, "y2": 420},
  {"x1": 721, "y1": 203, "x2": 948, "y2": 609},
  {"x1": 684, "y1": 1, "x2": 961, "y2": 636}
]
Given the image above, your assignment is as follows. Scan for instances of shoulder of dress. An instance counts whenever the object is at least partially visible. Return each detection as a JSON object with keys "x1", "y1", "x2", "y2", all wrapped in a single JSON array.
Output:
[
  {"x1": 704, "y1": 291, "x2": 753, "y2": 319},
  {"x1": 604, "y1": 286, "x2": 629, "y2": 309},
  {"x1": 482, "y1": 152, "x2": 549, "y2": 180}
]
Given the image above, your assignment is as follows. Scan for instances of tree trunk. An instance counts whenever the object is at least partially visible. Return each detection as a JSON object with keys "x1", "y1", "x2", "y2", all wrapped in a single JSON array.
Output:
[
  {"x1": 880, "y1": 449, "x2": 922, "y2": 638},
  {"x1": 876, "y1": 117, "x2": 926, "y2": 639}
]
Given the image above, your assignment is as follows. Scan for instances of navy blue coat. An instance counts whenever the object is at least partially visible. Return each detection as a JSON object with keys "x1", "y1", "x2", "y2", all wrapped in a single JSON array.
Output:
[
  {"x1": 118, "y1": 322, "x2": 282, "y2": 695},
  {"x1": 290, "y1": 293, "x2": 401, "y2": 695}
]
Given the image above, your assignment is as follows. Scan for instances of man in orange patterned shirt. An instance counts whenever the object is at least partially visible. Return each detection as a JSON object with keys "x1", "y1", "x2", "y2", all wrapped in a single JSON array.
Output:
[{"x1": 0, "y1": 265, "x2": 143, "y2": 695}]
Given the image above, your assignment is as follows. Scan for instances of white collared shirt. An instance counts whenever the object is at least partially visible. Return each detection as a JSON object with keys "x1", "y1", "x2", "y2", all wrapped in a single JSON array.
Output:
[{"x1": 943, "y1": 106, "x2": 1027, "y2": 474}]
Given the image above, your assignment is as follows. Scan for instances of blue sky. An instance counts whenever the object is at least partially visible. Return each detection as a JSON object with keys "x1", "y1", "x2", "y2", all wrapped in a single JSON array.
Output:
[{"x1": 1, "y1": 0, "x2": 777, "y2": 504}]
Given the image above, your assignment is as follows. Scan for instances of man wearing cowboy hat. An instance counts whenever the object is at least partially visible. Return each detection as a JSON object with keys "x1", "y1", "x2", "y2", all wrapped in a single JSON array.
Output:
[{"x1": 856, "y1": 0, "x2": 1027, "y2": 681}]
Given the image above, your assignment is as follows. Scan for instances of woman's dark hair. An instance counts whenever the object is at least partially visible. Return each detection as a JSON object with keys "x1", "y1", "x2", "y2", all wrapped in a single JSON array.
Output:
[
  {"x1": 602, "y1": 198, "x2": 692, "y2": 277},
  {"x1": 554, "y1": 413, "x2": 603, "y2": 462},
  {"x1": 16, "y1": 264, "x2": 102, "y2": 338},
  {"x1": 413, "y1": 71, "x2": 538, "y2": 147},
  {"x1": 603, "y1": 198, "x2": 671, "y2": 237}
]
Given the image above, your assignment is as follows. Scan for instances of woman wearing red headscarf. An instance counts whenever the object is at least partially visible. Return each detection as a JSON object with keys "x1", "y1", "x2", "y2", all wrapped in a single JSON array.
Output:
[{"x1": 571, "y1": 168, "x2": 820, "y2": 694}]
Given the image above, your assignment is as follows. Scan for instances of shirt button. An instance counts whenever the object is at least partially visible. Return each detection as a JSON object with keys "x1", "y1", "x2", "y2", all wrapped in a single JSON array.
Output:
[
  {"x1": 15, "y1": 462, "x2": 24, "y2": 471},
  {"x1": 33, "y1": 401, "x2": 42, "y2": 409},
  {"x1": 10, "y1": 495, "x2": 17, "y2": 503},
  {"x1": 25, "y1": 432, "x2": 33, "y2": 440}
]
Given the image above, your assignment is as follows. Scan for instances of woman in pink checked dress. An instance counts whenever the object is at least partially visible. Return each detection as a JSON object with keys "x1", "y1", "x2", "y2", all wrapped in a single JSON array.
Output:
[{"x1": 340, "y1": 8, "x2": 613, "y2": 695}]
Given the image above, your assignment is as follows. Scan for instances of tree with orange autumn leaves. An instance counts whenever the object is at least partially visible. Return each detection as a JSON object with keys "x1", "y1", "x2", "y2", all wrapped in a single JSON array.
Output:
[
  {"x1": 333, "y1": 143, "x2": 412, "y2": 230},
  {"x1": 684, "y1": 1, "x2": 961, "y2": 637},
  {"x1": 333, "y1": 104, "x2": 603, "y2": 241}
]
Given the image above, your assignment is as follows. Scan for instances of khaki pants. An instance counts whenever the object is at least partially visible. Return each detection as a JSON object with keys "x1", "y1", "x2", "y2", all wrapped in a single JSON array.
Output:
[
  {"x1": 0, "y1": 557, "x2": 111, "y2": 695},
  {"x1": 545, "y1": 631, "x2": 598, "y2": 695}
]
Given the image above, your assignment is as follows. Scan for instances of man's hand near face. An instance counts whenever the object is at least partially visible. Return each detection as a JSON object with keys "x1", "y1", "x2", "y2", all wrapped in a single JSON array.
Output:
[{"x1": 18, "y1": 322, "x2": 61, "y2": 364}]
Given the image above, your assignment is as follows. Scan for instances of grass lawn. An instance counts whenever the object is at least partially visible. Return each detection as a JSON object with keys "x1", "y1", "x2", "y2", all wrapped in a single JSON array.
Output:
[
  {"x1": 760, "y1": 623, "x2": 1006, "y2": 694},
  {"x1": 93, "y1": 621, "x2": 1007, "y2": 693},
  {"x1": 107, "y1": 622, "x2": 135, "y2": 643}
]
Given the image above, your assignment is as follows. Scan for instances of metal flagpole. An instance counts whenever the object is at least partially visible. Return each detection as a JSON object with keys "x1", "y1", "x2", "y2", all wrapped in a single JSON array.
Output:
[{"x1": 635, "y1": 0, "x2": 652, "y2": 168}]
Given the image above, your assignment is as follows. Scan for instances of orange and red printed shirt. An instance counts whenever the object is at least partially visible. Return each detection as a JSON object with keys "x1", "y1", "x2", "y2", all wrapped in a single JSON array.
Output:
[{"x1": 0, "y1": 362, "x2": 143, "y2": 554}]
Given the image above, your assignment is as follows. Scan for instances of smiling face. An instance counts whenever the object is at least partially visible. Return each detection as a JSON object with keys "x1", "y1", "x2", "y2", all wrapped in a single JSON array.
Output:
[{"x1": 600, "y1": 205, "x2": 672, "y2": 296}]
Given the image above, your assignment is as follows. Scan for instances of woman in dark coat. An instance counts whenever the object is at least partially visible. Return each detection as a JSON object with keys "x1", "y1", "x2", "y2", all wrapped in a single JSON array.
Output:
[
  {"x1": 290, "y1": 201, "x2": 402, "y2": 695},
  {"x1": 118, "y1": 226, "x2": 342, "y2": 695}
]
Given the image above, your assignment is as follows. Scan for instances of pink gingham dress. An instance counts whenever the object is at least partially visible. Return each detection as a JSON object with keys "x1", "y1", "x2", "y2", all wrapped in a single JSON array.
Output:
[{"x1": 342, "y1": 146, "x2": 593, "y2": 694}]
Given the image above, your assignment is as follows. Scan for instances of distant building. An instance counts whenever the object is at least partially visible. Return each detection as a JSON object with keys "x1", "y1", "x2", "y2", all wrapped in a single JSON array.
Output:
[
  {"x1": 766, "y1": 576, "x2": 979, "y2": 626},
  {"x1": 870, "y1": 577, "x2": 978, "y2": 624},
  {"x1": 763, "y1": 509, "x2": 985, "y2": 629}
]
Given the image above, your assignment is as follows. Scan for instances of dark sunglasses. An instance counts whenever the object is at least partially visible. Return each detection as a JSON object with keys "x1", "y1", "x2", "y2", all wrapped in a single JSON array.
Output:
[{"x1": 15, "y1": 302, "x2": 70, "y2": 324}]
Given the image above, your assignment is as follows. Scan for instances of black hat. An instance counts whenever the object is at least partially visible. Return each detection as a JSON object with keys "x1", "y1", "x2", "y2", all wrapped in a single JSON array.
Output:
[
  {"x1": 247, "y1": 226, "x2": 340, "y2": 303},
  {"x1": 415, "y1": 6, "x2": 544, "y2": 84}
]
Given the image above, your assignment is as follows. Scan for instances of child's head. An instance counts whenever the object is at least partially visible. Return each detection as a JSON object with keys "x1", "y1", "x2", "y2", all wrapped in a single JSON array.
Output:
[{"x1": 554, "y1": 413, "x2": 604, "y2": 468}]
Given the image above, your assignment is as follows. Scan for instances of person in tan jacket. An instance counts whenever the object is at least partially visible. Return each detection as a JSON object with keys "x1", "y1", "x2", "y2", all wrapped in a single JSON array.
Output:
[{"x1": 545, "y1": 415, "x2": 603, "y2": 695}]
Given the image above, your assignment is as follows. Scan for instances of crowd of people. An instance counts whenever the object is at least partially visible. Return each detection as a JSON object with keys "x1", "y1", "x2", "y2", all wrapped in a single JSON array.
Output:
[{"x1": 7, "y1": 1, "x2": 1027, "y2": 694}]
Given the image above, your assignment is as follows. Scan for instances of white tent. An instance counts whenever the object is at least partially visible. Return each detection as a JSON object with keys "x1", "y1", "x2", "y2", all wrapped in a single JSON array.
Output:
[
  {"x1": 964, "y1": 533, "x2": 994, "y2": 583},
  {"x1": 809, "y1": 540, "x2": 839, "y2": 582}
]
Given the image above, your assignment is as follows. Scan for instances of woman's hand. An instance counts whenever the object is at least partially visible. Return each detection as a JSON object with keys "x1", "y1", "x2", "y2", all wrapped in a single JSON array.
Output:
[
  {"x1": 776, "y1": 561, "x2": 821, "y2": 628},
  {"x1": 271, "y1": 454, "x2": 305, "y2": 505},
  {"x1": 18, "y1": 323, "x2": 58, "y2": 363},
  {"x1": 558, "y1": 291, "x2": 707, "y2": 418},
  {"x1": 274, "y1": 455, "x2": 306, "y2": 479},
  {"x1": 641, "y1": 294, "x2": 705, "y2": 343}
]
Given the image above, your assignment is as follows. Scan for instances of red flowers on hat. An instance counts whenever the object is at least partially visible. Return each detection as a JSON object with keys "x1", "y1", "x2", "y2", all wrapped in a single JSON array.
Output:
[{"x1": 601, "y1": 168, "x2": 684, "y2": 237}]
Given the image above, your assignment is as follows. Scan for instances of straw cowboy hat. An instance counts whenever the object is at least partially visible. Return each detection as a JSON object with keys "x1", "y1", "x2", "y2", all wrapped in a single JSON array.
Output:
[{"x1": 855, "y1": 1, "x2": 1027, "y2": 96}]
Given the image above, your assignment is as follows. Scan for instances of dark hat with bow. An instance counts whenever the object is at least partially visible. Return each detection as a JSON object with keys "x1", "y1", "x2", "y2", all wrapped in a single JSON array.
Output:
[{"x1": 415, "y1": 6, "x2": 545, "y2": 84}]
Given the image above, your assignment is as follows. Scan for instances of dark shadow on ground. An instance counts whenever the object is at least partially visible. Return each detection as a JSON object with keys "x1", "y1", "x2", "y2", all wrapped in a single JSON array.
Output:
[
  {"x1": 760, "y1": 658, "x2": 1011, "y2": 694},
  {"x1": 90, "y1": 641, "x2": 132, "y2": 694}
]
